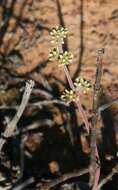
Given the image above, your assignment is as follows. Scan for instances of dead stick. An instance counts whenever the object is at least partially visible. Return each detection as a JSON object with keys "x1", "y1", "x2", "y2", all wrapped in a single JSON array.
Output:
[
  {"x1": 41, "y1": 168, "x2": 89, "y2": 189},
  {"x1": 90, "y1": 48, "x2": 104, "y2": 189},
  {"x1": 98, "y1": 165, "x2": 118, "y2": 189},
  {"x1": 0, "y1": 80, "x2": 34, "y2": 152}
]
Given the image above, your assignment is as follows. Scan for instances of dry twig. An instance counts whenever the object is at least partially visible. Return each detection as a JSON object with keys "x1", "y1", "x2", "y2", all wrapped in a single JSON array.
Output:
[
  {"x1": 98, "y1": 165, "x2": 118, "y2": 189},
  {"x1": 0, "y1": 80, "x2": 34, "y2": 152},
  {"x1": 39, "y1": 168, "x2": 89, "y2": 190},
  {"x1": 90, "y1": 48, "x2": 104, "y2": 189},
  {"x1": 12, "y1": 168, "x2": 89, "y2": 190}
]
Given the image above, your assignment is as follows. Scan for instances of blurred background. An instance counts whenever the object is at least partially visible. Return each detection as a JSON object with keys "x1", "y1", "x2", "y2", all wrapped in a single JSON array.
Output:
[{"x1": 0, "y1": 0, "x2": 118, "y2": 189}]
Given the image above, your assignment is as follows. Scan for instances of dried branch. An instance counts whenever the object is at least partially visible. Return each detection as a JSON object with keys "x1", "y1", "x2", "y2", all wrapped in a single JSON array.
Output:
[
  {"x1": 0, "y1": 80, "x2": 34, "y2": 152},
  {"x1": 30, "y1": 99, "x2": 69, "y2": 108},
  {"x1": 98, "y1": 97, "x2": 118, "y2": 112},
  {"x1": 0, "y1": 99, "x2": 69, "y2": 110},
  {"x1": 39, "y1": 168, "x2": 89, "y2": 189},
  {"x1": 12, "y1": 168, "x2": 89, "y2": 190},
  {"x1": 90, "y1": 48, "x2": 104, "y2": 189},
  {"x1": 13, "y1": 119, "x2": 54, "y2": 136},
  {"x1": 12, "y1": 177, "x2": 34, "y2": 190},
  {"x1": 98, "y1": 165, "x2": 118, "y2": 189}
]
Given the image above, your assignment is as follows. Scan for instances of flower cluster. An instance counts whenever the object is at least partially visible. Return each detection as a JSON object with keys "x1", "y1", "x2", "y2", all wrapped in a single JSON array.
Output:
[
  {"x1": 49, "y1": 26, "x2": 73, "y2": 66},
  {"x1": 74, "y1": 77, "x2": 92, "y2": 94},
  {"x1": 61, "y1": 89, "x2": 76, "y2": 103},
  {"x1": 58, "y1": 51, "x2": 73, "y2": 66},
  {"x1": 50, "y1": 26, "x2": 68, "y2": 44}
]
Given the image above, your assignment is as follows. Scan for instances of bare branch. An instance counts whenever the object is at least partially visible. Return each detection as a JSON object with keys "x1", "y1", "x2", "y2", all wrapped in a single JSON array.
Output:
[
  {"x1": 0, "y1": 99, "x2": 69, "y2": 110},
  {"x1": 98, "y1": 165, "x2": 118, "y2": 189},
  {"x1": 12, "y1": 177, "x2": 34, "y2": 190},
  {"x1": 39, "y1": 168, "x2": 89, "y2": 189},
  {"x1": 90, "y1": 48, "x2": 104, "y2": 189},
  {"x1": 98, "y1": 97, "x2": 118, "y2": 112},
  {"x1": 0, "y1": 80, "x2": 34, "y2": 152},
  {"x1": 12, "y1": 168, "x2": 89, "y2": 190},
  {"x1": 13, "y1": 119, "x2": 54, "y2": 136}
]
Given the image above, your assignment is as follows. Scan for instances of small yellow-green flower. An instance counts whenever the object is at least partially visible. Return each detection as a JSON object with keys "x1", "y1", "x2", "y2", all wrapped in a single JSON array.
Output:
[
  {"x1": 49, "y1": 47, "x2": 59, "y2": 61},
  {"x1": 74, "y1": 77, "x2": 92, "y2": 94},
  {"x1": 61, "y1": 89, "x2": 76, "y2": 103},
  {"x1": 50, "y1": 26, "x2": 68, "y2": 44},
  {"x1": 58, "y1": 51, "x2": 73, "y2": 66}
]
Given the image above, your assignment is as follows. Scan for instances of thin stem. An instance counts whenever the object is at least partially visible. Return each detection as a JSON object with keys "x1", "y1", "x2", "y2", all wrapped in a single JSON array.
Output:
[
  {"x1": 63, "y1": 65, "x2": 75, "y2": 91},
  {"x1": 58, "y1": 39, "x2": 90, "y2": 141},
  {"x1": 63, "y1": 65, "x2": 90, "y2": 134},
  {"x1": 75, "y1": 93, "x2": 90, "y2": 134},
  {"x1": 58, "y1": 40, "x2": 90, "y2": 134}
]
